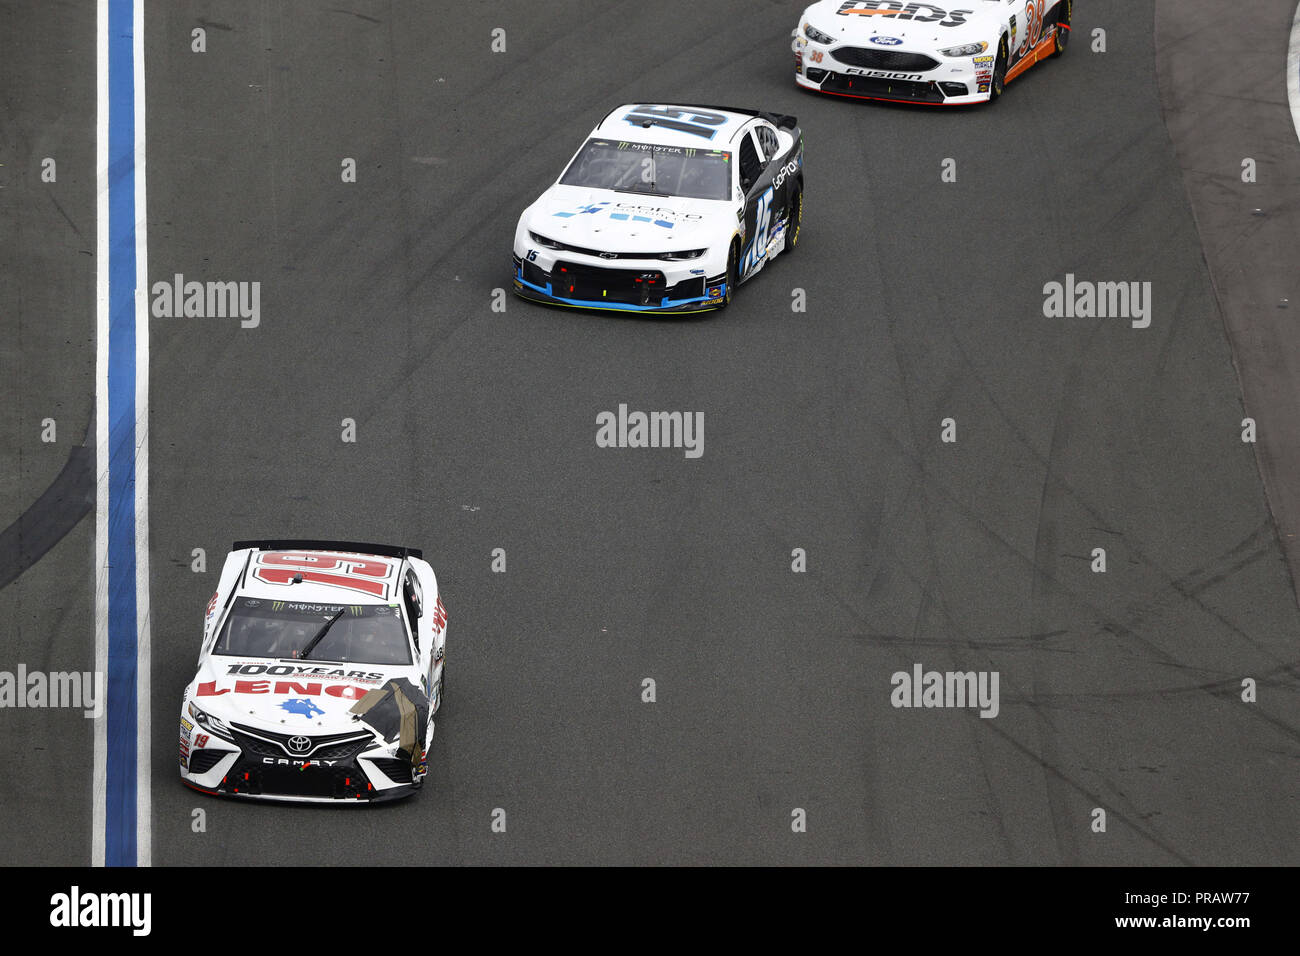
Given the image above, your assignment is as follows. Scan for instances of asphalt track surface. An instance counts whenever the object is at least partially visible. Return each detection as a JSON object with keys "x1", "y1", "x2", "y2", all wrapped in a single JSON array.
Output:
[{"x1": 3, "y1": 0, "x2": 1298, "y2": 865}]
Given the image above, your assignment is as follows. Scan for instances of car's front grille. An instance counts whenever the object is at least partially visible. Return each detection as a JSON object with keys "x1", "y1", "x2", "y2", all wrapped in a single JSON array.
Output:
[
  {"x1": 553, "y1": 261, "x2": 668, "y2": 306},
  {"x1": 229, "y1": 732, "x2": 283, "y2": 759},
  {"x1": 522, "y1": 260, "x2": 548, "y2": 288},
  {"x1": 257, "y1": 765, "x2": 350, "y2": 798},
  {"x1": 224, "y1": 755, "x2": 382, "y2": 799},
  {"x1": 369, "y1": 757, "x2": 413, "y2": 785},
  {"x1": 521, "y1": 259, "x2": 709, "y2": 306},
  {"x1": 820, "y1": 73, "x2": 945, "y2": 103},
  {"x1": 831, "y1": 47, "x2": 939, "y2": 71},
  {"x1": 312, "y1": 739, "x2": 373, "y2": 761},
  {"x1": 187, "y1": 749, "x2": 233, "y2": 775},
  {"x1": 230, "y1": 723, "x2": 373, "y2": 759}
]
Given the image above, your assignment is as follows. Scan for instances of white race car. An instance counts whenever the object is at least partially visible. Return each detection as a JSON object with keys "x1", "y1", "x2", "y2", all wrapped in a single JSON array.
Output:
[
  {"x1": 179, "y1": 540, "x2": 447, "y2": 803},
  {"x1": 513, "y1": 103, "x2": 805, "y2": 314},
  {"x1": 793, "y1": 0, "x2": 1071, "y2": 105}
]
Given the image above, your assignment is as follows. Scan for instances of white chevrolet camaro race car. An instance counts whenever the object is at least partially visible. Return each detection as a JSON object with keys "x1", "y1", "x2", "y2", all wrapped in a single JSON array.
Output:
[
  {"x1": 179, "y1": 541, "x2": 447, "y2": 803},
  {"x1": 793, "y1": 0, "x2": 1071, "y2": 105},
  {"x1": 513, "y1": 103, "x2": 805, "y2": 313}
]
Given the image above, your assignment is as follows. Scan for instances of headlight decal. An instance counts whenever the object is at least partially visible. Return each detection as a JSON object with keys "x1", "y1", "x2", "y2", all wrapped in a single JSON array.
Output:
[
  {"x1": 938, "y1": 41, "x2": 989, "y2": 57},
  {"x1": 803, "y1": 21, "x2": 835, "y2": 45}
]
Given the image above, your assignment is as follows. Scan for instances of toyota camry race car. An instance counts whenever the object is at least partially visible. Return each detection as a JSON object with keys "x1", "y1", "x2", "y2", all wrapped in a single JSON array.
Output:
[
  {"x1": 792, "y1": 0, "x2": 1071, "y2": 105},
  {"x1": 513, "y1": 103, "x2": 804, "y2": 313},
  {"x1": 179, "y1": 541, "x2": 447, "y2": 803}
]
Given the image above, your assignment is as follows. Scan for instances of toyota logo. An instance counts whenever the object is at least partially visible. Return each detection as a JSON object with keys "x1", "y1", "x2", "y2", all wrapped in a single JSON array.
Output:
[{"x1": 287, "y1": 736, "x2": 312, "y2": 754}]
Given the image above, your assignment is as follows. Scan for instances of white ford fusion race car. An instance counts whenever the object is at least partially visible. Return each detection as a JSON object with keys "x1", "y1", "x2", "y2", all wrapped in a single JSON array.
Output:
[
  {"x1": 179, "y1": 540, "x2": 447, "y2": 803},
  {"x1": 793, "y1": 0, "x2": 1071, "y2": 105},
  {"x1": 513, "y1": 103, "x2": 804, "y2": 314}
]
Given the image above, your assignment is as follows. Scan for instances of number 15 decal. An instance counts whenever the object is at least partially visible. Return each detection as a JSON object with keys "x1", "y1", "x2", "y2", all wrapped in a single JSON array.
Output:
[
  {"x1": 743, "y1": 189, "x2": 773, "y2": 277},
  {"x1": 253, "y1": 552, "x2": 395, "y2": 598}
]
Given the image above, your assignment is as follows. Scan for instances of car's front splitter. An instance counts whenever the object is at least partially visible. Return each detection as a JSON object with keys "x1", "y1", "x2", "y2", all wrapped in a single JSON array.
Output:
[
  {"x1": 182, "y1": 778, "x2": 419, "y2": 804},
  {"x1": 513, "y1": 277, "x2": 727, "y2": 314},
  {"x1": 795, "y1": 73, "x2": 989, "y2": 107}
]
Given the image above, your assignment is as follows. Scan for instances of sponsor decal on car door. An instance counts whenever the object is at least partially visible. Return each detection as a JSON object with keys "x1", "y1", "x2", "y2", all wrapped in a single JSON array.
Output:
[{"x1": 739, "y1": 130, "x2": 777, "y2": 279}]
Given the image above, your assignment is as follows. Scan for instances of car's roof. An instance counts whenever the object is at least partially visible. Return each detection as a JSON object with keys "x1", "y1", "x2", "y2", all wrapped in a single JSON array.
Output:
[
  {"x1": 235, "y1": 547, "x2": 407, "y2": 605},
  {"x1": 592, "y1": 103, "x2": 760, "y2": 149}
]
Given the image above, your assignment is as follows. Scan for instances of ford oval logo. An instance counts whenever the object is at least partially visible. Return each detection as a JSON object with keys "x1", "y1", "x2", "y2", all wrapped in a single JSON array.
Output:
[{"x1": 870, "y1": 36, "x2": 904, "y2": 45}]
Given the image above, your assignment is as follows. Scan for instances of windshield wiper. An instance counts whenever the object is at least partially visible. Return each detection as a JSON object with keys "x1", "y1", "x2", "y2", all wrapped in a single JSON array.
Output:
[
  {"x1": 299, "y1": 608, "x2": 346, "y2": 661},
  {"x1": 614, "y1": 185, "x2": 669, "y2": 196}
]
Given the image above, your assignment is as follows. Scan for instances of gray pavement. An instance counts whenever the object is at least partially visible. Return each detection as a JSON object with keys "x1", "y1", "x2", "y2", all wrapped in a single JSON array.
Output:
[
  {"x1": 0, "y1": 0, "x2": 98, "y2": 866},
  {"x1": 1157, "y1": 0, "x2": 1300, "y2": 608},
  {"x1": 0, "y1": 0, "x2": 1296, "y2": 866}
]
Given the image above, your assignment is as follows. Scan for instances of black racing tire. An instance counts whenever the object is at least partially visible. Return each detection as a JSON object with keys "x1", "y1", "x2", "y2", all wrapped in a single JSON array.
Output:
[
  {"x1": 990, "y1": 35, "x2": 1009, "y2": 101},
  {"x1": 1051, "y1": 0, "x2": 1071, "y2": 57},
  {"x1": 720, "y1": 242, "x2": 739, "y2": 308},
  {"x1": 785, "y1": 187, "x2": 803, "y2": 255},
  {"x1": 436, "y1": 662, "x2": 445, "y2": 714}
]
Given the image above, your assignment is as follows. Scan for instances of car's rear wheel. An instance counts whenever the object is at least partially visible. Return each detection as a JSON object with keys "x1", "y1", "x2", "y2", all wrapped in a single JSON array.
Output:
[
  {"x1": 785, "y1": 187, "x2": 803, "y2": 255},
  {"x1": 989, "y1": 36, "x2": 1008, "y2": 101},
  {"x1": 438, "y1": 663, "x2": 446, "y2": 713},
  {"x1": 1051, "y1": 0, "x2": 1071, "y2": 57}
]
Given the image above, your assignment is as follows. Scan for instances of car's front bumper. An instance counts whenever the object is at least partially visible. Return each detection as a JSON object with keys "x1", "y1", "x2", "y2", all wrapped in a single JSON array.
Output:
[
  {"x1": 792, "y1": 33, "x2": 992, "y2": 106},
  {"x1": 512, "y1": 255, "x2": 728, "y2": 314},
  {"x1": 180, "y1": 736, "x2": 426, "y2": 803}
]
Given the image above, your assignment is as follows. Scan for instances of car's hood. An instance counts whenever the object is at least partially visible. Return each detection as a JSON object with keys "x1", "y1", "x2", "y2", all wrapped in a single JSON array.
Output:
[
  {"x1": 802, "y1": 0, "x2": 995, "y2": 47},
  {"x1": 527, "y1": 185, "x2": 734, "y2": 252},
  {"x1": 188, "y1": 656, "x2": 416, "y2": 733}
]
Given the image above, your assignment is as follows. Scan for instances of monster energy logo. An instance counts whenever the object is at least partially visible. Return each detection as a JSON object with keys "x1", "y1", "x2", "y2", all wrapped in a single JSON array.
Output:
[{"x1": 267, "y1": 601, "x2": 365, "y2": 615}]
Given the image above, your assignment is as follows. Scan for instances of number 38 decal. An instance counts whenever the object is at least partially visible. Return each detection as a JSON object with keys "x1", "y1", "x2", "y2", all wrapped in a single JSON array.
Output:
[
  {"x1": 1024, "y1": 0, "x2": 1045, "y2": 49},
  {"x1": 252, "y1": 552, "x2": 395, "y2": 598}
]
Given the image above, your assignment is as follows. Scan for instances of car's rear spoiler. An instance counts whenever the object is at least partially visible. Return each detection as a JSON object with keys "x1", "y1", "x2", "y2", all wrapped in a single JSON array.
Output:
[
  {"x1": 602, "y1": 103, "x2": 799, "y2": 135},
  {"x1": 233, "y1": 539, "x2": 423, "y2": 560},
  {"x1": 753, "y1": 110, "x2": 799, "y2": 132}
]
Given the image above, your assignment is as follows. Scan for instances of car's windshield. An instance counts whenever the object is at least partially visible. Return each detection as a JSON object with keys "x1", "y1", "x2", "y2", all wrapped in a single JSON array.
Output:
[
  {"x1": 214, "y1": 597, "x2": 411, "y2": 665},
  {"x1": 559, "y1": 139, "x2": 732, "y2": 201}
]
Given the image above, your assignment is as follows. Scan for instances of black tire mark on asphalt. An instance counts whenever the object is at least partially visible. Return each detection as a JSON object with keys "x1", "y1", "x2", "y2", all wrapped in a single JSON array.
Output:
[{"x1": 0, "y1": 439, "x2": 93, "y2": 591}]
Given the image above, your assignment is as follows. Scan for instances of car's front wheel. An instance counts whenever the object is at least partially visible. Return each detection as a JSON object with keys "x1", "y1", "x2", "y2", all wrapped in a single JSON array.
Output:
[
  {"x1": 720, "y1": 242, "x2": 739, "y2": 308},
  {"x1": 989, "y1": 36, "x2": 1008, "y2": 101}
]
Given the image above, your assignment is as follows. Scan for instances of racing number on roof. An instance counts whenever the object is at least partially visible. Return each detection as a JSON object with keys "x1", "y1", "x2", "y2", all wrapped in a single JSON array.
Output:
[
  {"x1": 622, "y1": 106, "x2": 728, "y2": 140},
  {"x1": 252, "y1": 552, "x2": 395, "y2": 598}
]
